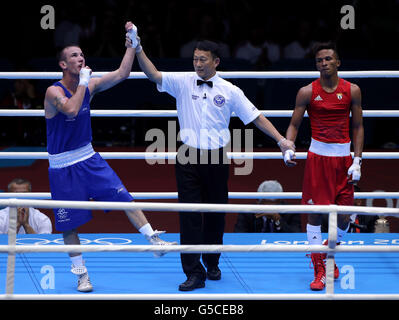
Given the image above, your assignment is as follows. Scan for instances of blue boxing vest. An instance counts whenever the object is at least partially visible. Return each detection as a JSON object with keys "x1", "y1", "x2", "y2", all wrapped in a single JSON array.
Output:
[{"x1": 46, "y1": 82, "x2": 92, "y2": 155}]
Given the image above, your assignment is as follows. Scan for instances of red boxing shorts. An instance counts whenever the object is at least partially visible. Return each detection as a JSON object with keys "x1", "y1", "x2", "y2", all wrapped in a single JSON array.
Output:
[{"x1": 301, "y1": 139, "x2": 354, "y2": 206}]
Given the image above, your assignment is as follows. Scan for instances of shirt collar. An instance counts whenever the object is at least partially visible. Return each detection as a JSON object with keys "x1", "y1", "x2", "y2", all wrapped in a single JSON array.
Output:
[{"x1": 195, "y1": 73, "x2": 219, "y2": 83}]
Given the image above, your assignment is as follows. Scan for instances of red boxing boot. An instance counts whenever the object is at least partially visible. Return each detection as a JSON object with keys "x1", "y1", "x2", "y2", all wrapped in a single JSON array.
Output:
[
  {"x1": 309, "y1": 253, "x2": 326, "y2": 291},
  {"x1": 322, "y1": 240, "x2": 339, "y2": 279}
]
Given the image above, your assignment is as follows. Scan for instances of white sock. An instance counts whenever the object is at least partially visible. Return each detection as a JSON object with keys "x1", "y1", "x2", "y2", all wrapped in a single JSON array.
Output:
[
  {"x1": 139, "y1": 223, "x2": 155, "y2": 238},
  {"x1": 337, "y1": 225, "x2": 349, "y2": 243},
  {"x1": 70, "y1": 254, "x2": 84, "y2": 267},
  {"x1": 307, "y1": 224, "x2": 322, "y2": 245}
]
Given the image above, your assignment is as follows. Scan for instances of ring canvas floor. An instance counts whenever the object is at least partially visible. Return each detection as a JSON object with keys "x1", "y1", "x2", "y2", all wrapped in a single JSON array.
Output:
[{"x1": 0, "y1": 233, "x2": 398, "y2": 295}]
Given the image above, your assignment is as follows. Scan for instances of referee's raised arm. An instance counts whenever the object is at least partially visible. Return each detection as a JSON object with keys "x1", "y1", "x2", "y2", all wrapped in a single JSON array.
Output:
[{"x1": 134, "y1": 39, "x2": 162, "y2": 85}]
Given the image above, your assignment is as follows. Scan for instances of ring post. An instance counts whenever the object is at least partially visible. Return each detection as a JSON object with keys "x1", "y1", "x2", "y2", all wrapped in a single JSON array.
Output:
[
  {"x1": 326, "y1": 207, "x2": 338, "y2": 296},
  {"x1": 5, "y1": 203, "x2": 17, "y2": 296}
]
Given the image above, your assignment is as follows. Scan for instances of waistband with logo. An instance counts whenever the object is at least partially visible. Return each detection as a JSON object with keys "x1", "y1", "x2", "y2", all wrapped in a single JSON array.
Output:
[
  {"x1": 48, "y1": 143, "x2": 95, "y2": 168},
  {"x1": 309, "y1": 138, "x2": 351, "y2": 157}
]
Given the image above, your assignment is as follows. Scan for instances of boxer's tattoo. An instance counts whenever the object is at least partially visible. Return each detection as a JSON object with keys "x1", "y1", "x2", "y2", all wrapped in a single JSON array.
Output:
[{"x1": 54, "y1": 95, "x2": 67, "y2": 110}]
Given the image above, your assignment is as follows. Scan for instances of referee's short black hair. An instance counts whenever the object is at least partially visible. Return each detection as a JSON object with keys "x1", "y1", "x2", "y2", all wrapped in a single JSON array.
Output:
[
  {"x1": 194, "y1": 40, "x2": 221, "y2": 60},
  {"x1": 312, "y1": 41, "x2": 339, "y2": 60}
]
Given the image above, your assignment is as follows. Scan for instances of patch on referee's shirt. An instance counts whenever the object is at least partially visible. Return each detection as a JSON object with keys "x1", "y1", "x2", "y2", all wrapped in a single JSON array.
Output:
[{"x1": 213, "y1": 95, "x2": 225, "y2": 107}]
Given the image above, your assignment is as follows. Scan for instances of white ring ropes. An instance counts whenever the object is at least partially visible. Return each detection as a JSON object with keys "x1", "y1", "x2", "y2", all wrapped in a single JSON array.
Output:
[
  {"x1": 1, "y1": 70, "x2": 399, "y2": 79},
  {"x1": 1, "y1": 70, "x2": 398, "y2": 300}
]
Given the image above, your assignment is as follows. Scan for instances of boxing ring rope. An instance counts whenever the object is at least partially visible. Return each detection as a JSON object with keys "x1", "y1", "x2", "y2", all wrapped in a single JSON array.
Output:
[
  {"x1": 1, "y1": 109, "x2": 399, "y2": 117},
  {"x1": 0, "y1": 192, "x2": 398, "y2": 200},
  {"x1": 2, "y1": 70, "x2": 399, "y2": 79},
  {"x1": 1, "y1": 70, "x2": 399, "y2": 299},
  {"x1": 1, "y1": 151, "x2": 399, "y2": 160}
]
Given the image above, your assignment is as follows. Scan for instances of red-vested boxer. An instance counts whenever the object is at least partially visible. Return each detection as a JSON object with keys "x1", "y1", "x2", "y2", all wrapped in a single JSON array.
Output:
[{"x1": 285, "y1": 42, "x2": 364, "y2": 291}]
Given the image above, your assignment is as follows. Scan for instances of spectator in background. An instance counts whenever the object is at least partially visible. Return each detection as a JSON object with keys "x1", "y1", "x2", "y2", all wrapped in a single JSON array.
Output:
[
  {"x1": 93, "y1": 9, "x2": 122, "y2": 57},
  {"x1": 234, "y1": 180, "x2": 302, "y2": 233},
  {"x1": 54, "y1": 4, "x2": 83, "y2": 51},
  {"x1": 283, "y1": 20, "x2": 315, "y2": 59},
  {"x1": 0, "y1": 79, "x2": 40, "y2": 110},
  {"x1": 234, "y1": 24, "x2": 273, "y2": 110},
  {"x1": 234, "y1": 25, "x2": 270, "y2": 70},
  {"x1": 262, "y1": 19, "x2": 282, "y2": 64},
  {"x1": 53, "y1": 3, "x2": 96, "y2": 54},
  {"x1": 0, "y1": 76, "x2": 44, "y2": 145},
  {"x1": 234, "y1": 25, "x2": 267, "y2": 66},
  {"x1": 180, "y1": 14, "x2": 230, "y2": 59},
  {"x1": 0, "y1": 178, "x2": 52, "y2": 234},
  {"x1": 123, "y1": 1, "x2": 167, "y2": 58}
]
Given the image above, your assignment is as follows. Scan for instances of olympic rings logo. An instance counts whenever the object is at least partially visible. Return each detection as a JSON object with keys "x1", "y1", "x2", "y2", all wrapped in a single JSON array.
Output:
[{"x1": 15, "y1": 237, "x2": 133, "y2": 245}]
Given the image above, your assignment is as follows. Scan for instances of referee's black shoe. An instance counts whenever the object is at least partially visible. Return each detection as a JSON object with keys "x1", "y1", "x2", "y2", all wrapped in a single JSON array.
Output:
[
  {"x1": 178, "y1": 275, "x2": 205, "y2": 291},
  {"x1": 207, "y1": 266, "x2": 221, "y2": 280}
]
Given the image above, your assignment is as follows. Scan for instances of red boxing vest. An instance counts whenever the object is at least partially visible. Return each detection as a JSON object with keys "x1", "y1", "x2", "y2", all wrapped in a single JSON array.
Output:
[{"x1": 308, "y1": 78, "x2": 352, "y2": 143}]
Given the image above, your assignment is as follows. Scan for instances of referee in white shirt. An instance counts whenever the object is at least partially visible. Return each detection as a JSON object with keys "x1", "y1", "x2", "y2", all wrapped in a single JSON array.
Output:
[{"x1": 134, "y1": 34, "x2": 294, "y2": 291}]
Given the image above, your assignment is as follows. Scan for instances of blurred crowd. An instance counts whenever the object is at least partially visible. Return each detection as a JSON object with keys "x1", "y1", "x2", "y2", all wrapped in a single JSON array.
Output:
[
  {"x1": 1, "y1": 0, "x2": 398, "y2": 148},
  {"x1": 3, "y1": 0, "x2": 399, "y2": 64}
]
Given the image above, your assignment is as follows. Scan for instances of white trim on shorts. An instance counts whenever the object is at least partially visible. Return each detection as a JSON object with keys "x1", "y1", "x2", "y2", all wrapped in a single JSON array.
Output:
[
  {"x1": 48, "y1": 143, "x2": 95, "y2": 169},
  {"x1": 308, "y1": 138, "x2": 351, "y2": 157}
]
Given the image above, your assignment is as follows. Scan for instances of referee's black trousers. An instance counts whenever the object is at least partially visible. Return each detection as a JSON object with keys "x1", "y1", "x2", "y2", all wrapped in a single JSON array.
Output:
[{"x1": 175, "y1": 145, "x2": 229, "y2": 279}]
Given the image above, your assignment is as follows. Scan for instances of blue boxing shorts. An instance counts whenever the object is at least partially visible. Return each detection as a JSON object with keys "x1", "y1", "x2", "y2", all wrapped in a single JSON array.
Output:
[{"x1": 48, "y1": 145, "x2": 134, "y2": 231}]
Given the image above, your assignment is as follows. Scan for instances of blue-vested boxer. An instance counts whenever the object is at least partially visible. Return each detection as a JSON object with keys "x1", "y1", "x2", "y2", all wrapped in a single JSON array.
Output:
[
  {"x1": 43, "y1": 22, "x2": 176, "y2": 292},
  {"x1": 47, "y1": 82, "x2": 133, "y2": 231}
]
